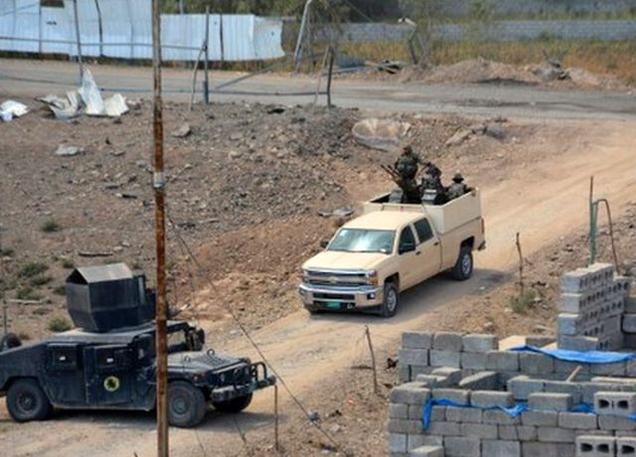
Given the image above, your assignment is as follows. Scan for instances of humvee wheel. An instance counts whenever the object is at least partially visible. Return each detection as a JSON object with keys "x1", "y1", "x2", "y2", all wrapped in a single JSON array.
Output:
[
  {"x1": 168, "y1": 381, "x2": 207, "y2": 428},
  {"x1": 213, "y1": 393, "x2": 253, "y2": 413},
  {"x1": 7, "y1": 379, "x2": 52, "y2": 422}
]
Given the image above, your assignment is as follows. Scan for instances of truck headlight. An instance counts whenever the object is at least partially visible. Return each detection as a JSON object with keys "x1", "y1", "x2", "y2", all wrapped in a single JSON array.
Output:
[
  {"x1": 366, "y1": 270, "x2": 378, "y2": 286},
  {"x1": 302, "y1": 269, "x2": 310, "y2": 281}
]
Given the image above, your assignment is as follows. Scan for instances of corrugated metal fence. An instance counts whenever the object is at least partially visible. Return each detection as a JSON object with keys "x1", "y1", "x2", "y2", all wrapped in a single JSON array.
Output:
[{"x1": 0, "y1": 0, "x2": 285, "y2": 61}]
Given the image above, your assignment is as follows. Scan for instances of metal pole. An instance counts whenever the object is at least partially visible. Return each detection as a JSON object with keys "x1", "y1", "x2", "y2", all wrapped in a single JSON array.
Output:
[
  {"x1": 178, "y1": 0, "x2": 184, "y2": 14},
  {"x1": 589, "y1": 177, "x2": 597, "y2": 265},
  {"x1": 151, "y1": 0, "x2": 169, "y2": 454},
  {"x1": 326, "y1": 46, "x2": 335, "y2": 108},
  {"x1": 274, "y1": 385, "x2": 280, "y2": 451},
  {"x1": 219, "y1": 13, "x2": 224, "y2": 65},
  {"x1": 203, "y1": 6, "x2": 210, "y2": 105},
  {"x1": 364, "y1": 325, "x2": 379, "y2": 395},
  {"x1": 294, "y1": 0, "x2": 313, "y2": 72},
  {"x1": 38, "y1": 0, "x2": 43, "y2": 56},
  {"x1": 72, "y1": 0, "x2": 84, "y2": 82}
]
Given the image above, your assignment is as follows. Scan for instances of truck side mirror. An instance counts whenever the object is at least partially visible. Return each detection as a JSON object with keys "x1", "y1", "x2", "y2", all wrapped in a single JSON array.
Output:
[{"x1": 320, "y1": 240, "x2": 329, "y2": 249}]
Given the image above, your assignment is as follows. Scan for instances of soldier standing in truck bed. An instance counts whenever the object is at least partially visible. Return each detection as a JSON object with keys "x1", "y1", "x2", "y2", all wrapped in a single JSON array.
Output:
[
  {"x1": 447, "y1": 172, "x2": 468, "y2": 200},
  {"x1": 393, "y1": 145, "x2": 423, "y2": 203}
]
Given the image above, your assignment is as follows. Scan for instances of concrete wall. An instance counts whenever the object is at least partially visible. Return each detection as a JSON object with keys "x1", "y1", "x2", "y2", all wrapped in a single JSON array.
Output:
[
  {"x1": 314, "y1": 20, "x2": 636, "y2": 43},
  {"x1": 399, "y1": 0, "x2": 636, "y2": 19}
]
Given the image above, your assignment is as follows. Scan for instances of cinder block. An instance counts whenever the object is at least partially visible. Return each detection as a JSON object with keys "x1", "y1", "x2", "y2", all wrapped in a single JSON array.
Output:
[
  {"x1": 426, "y1": 421, "x2": 461, "y2": 436},
  {"x1": 555, "y1": 359, "x2": 591, "y2": 375},
  {"x1": 598, "y1": 415, "x2": 636, "y2": 431},
  {"x1": 388, "y1": 419, "x2": 422, "y2": 434},
  {"x1": 486, "y1": 350, "x2": 520, "y2": 371},
  {"x1": 430, "y1": 350, "x2": 461, "y2": 368},
  {"x1": 625, "y1": 296, "x2": 636, "y2": 314},
  {"x1": 575, "y1": 435, "x2": 615, "y2": 457},
  {"x1": 519, "y1": 352, "x2": 555, "y2": 375},
  {"x1": 526, "y1": 335, "x2": 556, "y2": 347},
  {"x1": 583, "y1": 382, "x2": 625, "y2": 404},
  {"x1": 543, "y1": 381, "x2": 583, "y2": 404},
  {"x1": 594, "y1": 392, "x2": 636, "y2": 417},
  {"x1": 483, "y1": 409, "x2": 520, "y2": 425},
  {"x1": 591, "y1": 361, "x2": 627, "y2": 377},
  {"x1": 390, "y1": 383, "x2": 431, "y2": 405},
  {"x1": 433, "y1": 332, "x2": 463, "y2": 351},
  {"x1": 463, "y1": 334, "x2": 498, "y2": 352},
  {"x1": 432, "y1": 388, "x2": 470, "y2": 404},
  {"x1": 459, "y1": 371, "x2": 499, "y2": 390},
  {"x1": 498, "y1": 425, "x2": 537, "y2": 441},
  {"x1": 558, "y1": 313, "x2": 583, "y2": 336},
  {"x1": 617, "y1": 437, "x2": 636, "y2": 457},
  {"x1": 482, "y1": 439, "x2": 521, "y2": 457},
  {"x1": 431, "y1": 367, "x2": 462, "y2": 386},
  {"x1": 460, "y1": 422, "x2": 498, "y2": 439},
  {"x1": 403, "y1": 332, "x2": 433, "y2": 349},
  {"x1": 415, "y1": 374, "x2": 448, "y2": 388},
  {"x1": 537, "y1": 426, "x2": 575, "y2": 443},
  {"x1": 521, "y1": 410, "x2": 558, "y2": 427},
  {"x1": 523, "y1": 442, "x2": 575, "y2": 457},
  {"x1": 407, "y1": 404, "x2": 425, "y2": 420},
  {"x1": 389, "y1": 433, "x2": 408, "y2": 454},
  {"x1": 508, "y1": 375, "x2": 544, "y2": 401},
  {"x1": 558, "y1": 412, "x2": 598, "y2": 429},
  {"x1": 446, "y1": 405, "x2": 482, "y2": 423},
  {"x1": 399, "y1": 365, "x2": 411, "y2": 382},
  {"x1": 408, "y1": 435, "x2": 443, "y2": 451},
  {"x1": 461, "y1": 351, "x2": 488, "y2": 370},
  {"x1": 408, "y1": 445, "x2": 444, "y2": 457},
  {"x1": 472, "y1": 390, "x2": 514, "y2": 408},
  {"x1": 529, "y1": 392, "x2": 573, "y2": 412},
  {"x1": 390, "y1": 403, "x2": 409, "y2": 419},
  {"x1": 443, "y1": 436, "x2": 480, "y2": 457},
  {"x1": 400, "y1": 349, "x2": 430, "y2": 367},
  {"x1": 561, "y1": 292, "x2": 592, "y2": 313},
  {"x1": 562, "y1": 269, "x2": 593, "y2": 293},
  {"x1": 558, "y1": 335, "x2": 599, "y2": 351}
]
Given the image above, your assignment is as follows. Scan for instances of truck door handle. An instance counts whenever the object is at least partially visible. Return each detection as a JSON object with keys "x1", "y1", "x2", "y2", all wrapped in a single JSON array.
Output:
[
  {"x1": 415, "y1": 251, "x2": 421, "y2": 256},
  {"x1": 433, "y1": 241, "x2": 440, "y2": 246}
]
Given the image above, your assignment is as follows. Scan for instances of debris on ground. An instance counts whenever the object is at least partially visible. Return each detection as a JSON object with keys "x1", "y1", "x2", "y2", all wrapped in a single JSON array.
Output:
[
  {"x1": 352, "y1": 118, "x2": 411, "y2": 151},
  {"x1": 0, "y1": 100, "x2": 29, "y2": 122},
  {"x1": 39, "y1": 67, "x2": 129, "y2": 120},
  {"x1": 171, "y1": 123, "x2": 192, "y2": 138},
  {"x1": 54, "y1": 145, "x2": 82, "y2": 157}
]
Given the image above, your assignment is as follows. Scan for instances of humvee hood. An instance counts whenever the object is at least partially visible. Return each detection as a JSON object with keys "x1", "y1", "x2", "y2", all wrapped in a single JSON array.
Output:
[{"x1": 167, "y1": 351, "x2": 243, "y2": 372}]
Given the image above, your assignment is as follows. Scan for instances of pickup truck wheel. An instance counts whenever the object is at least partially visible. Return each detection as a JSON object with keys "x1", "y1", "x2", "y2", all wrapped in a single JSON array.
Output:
[
  {"x1": 381, "y1": 282, "x2": 399, "y2": 318},
  {"x1": 168, "y1": 381, "x2": 207, "y2": 428},
  {"x1": 451, "y1": 247, "x2": 473, "y2": 281},
  {"x1": 212, "y1": 393, "x2": 253, "y2": 413},
  {"x1": 7, "y1": 379, "x2": 52, "y2": 422}
]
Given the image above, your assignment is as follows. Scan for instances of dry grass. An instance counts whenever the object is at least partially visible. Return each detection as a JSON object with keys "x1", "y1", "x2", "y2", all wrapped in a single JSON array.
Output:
[{"x1": 339, "y1": 39, "x2": 636, "y2": 85}]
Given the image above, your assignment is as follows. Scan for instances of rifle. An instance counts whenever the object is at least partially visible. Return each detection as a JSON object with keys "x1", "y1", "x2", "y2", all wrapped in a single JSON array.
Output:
[{"x1": 380, "y1": 164, "x2": 402, "y2": 184}]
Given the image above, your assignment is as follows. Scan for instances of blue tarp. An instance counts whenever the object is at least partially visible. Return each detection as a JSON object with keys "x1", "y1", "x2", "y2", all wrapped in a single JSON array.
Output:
[
  {"x1": 510, "y1": 345, "x2": 636, "y2": 364},
  {"x1": 422, "y1": 399, "x2": 597, "y2": 431}
]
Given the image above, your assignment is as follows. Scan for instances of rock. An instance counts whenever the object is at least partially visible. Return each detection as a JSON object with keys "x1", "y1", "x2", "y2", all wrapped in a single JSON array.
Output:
[
  {"x1": 332, "y1": 207, "x2": 354, "y2": 218},
  {"x1": 228, "y1": 150, "x2": 242, "y2": 159},
  {"x1": 485, "y1": 124, "x2": 506, "y2": 140},
  {"x1": 266, "y1": 106, "x2": 286, "y2": 114},
  {"x1": 54, "y1": 145, "x2": 82, "y2": 157},
  {"x1": 469, "y1": 123, "x2": 486, "y2": 134},
  {"x1": 171, "y1": 123, "x2": 191, "y2": 138},
  {"x1": 445, "y1": 128, "x2": 472, "y2": 147},
  {"x1": 308, "y1": 410, "x2": 321, "y2": 422}
]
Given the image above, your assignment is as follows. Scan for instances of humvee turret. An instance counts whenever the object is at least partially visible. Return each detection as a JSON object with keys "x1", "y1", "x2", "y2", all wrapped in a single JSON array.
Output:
[{"x1": 0, "y1": 264, "x2": 275, "y2": 427}]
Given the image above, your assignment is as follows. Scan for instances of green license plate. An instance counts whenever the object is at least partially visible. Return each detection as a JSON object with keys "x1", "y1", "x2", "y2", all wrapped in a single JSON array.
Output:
[{"x1": 326, "y1": 301, "x2": 341, "y2": 309}]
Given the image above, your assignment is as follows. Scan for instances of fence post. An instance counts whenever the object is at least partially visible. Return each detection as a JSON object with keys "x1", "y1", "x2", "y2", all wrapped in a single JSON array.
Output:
[
  {"x1": 72, "y1": 0, "x2": 84, "y2": 82},
  {"x1": 94, "y1": 0, "x2": 103, "y2": 57},
  {"x1": 219, "y1": 13, "x2": 224, "y2": 65},
  {"x1": 38, "y1": 0, "x2": 43, "y2": 56},
  {"x1": 326, "y1": 46, "x2": 335, "y2": 108},
  {"x1": 203, "y1": 7, "x2": 210, "y2": 105}
]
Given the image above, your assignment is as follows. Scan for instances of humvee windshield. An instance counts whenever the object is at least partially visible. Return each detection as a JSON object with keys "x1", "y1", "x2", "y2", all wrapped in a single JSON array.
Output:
[{"x1": 328, "y1": 229, "x2": 395, "y2": 254}]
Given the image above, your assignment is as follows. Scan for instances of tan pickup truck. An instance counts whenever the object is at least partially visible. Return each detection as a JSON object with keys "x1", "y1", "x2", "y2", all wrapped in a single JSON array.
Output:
[{"x1": 299, "y1": 190, "x2": 485, "y2": 317}]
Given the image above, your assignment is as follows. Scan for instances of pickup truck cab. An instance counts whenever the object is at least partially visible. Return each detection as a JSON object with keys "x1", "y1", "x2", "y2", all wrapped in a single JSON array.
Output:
[{"x1": 299, "y1": 190, "x2": 485, "y2": 317}]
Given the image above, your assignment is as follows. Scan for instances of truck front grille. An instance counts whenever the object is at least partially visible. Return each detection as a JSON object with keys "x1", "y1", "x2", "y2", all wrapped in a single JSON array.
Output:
[
  {"x1": 306, "y1": 270, "x2": 368, "y2": 286},
  {"x1": 314, "y1": 292, "x2": 355, "y2": 300}
]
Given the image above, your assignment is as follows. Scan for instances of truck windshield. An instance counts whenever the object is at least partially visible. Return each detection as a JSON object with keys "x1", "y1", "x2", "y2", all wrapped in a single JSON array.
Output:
[{"x1": 328, "y1": 229, "x2": 395, "y2": 254}]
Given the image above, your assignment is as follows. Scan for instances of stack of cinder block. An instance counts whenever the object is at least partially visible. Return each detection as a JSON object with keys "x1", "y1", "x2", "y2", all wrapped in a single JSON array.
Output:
[{"x1": 558, "y1": 263, "x2": 632, "y2": 351}]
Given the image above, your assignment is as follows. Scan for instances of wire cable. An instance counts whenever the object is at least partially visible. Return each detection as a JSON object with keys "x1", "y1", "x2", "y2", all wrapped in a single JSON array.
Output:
[{"x1": 165, "y1": 209, "x2": 340, "y2": 450}]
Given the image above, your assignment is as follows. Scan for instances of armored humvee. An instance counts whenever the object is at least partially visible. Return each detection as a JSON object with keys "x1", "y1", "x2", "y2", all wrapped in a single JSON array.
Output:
[{"x1": 0, "y1": 264, "x2": 275, "y2": 428}]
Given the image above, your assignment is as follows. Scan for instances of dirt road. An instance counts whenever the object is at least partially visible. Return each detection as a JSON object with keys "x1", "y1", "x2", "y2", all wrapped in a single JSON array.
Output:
[{"x1": 1, "y1": 58, "x2": 635, "y2": 120}]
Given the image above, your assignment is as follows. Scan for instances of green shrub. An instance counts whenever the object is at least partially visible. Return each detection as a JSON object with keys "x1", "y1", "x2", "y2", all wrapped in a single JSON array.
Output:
[
  {"x1": 53, "y1": 285, "x2": 67, "y2": 296},
  {"x1": 30, "y1": 274, "x2": 52, "y2": 287},
  {"x1": 48, "y1": 316, "x2": 72, "y2": 333},
  {"x1": 61, "y1": 258, "x2": 75, "y2": 269},
  {"x1": 41, "y1": 219, "x2": 61, "y2": 233},
  {"x1": 16, "y1": 287, "x2": 43, "y2": 301},
  {"x1": 509, "y1": 289, "x2": 537, "y2": 314},
  {"x1": 17, "y1": 332, "x2": 31, "y2": 340},
  {"x1": 19, "y1": 262, "x2": 48, "y2": 278},
  {"x1": 0, "y1": 247, "x2": 14, "y2": 257}
]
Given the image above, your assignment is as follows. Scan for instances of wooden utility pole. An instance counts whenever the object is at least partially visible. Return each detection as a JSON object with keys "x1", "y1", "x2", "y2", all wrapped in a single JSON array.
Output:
[
  {"x1": 515, "y1": 232, "x2": 524, "y2": 296},
  {"x1": 364, "y1": 325, "x2": 379, "y2": 395},
  {"x1": 151, "y1": 0, "x2": 169, "y2": 455}
]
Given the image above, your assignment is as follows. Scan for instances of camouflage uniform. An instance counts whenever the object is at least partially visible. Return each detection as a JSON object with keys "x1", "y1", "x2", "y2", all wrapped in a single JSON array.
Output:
[
  {"x1": 447, "y1": 173, "x2": 467, "y2": 200},
  {"x1": 394, "y1": 146, "x2": 423, "y2": 204}
]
